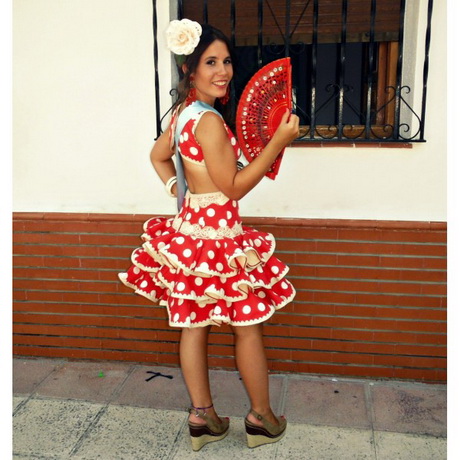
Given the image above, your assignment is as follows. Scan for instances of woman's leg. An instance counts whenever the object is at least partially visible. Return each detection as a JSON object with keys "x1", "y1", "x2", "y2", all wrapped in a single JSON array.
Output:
[
  {"x1": 232, "y1": 323, "x2": 280, "y2": 426},
  {"x1": 180, "y1": 325, "x2": 221, "y2": 424}
]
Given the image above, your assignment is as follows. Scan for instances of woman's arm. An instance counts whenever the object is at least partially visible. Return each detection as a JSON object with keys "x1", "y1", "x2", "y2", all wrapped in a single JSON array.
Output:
[
  {"x1": 150, "y1": 125, "x2": 178, "y2": 196},
  {"x1": 197, "y1": 110, "x2": 299, "y2": 200}
]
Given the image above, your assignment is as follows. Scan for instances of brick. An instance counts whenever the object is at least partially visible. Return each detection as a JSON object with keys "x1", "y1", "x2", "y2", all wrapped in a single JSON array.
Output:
[
  {"x1": 337, "y1": 228, "x2": 446, "y2": 244},
  {"x1": 11, "y1": 212, "x2": 448, "y2": 383},
  {"x1": 353, "y1": 293, "x2": 443, "y2": 309}
]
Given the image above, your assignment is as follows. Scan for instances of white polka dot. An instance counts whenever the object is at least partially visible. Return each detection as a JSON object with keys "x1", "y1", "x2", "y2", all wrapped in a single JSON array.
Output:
[
  {"x1": 158, "y1": 242, "x2": 166, "y2": 249},
  {"x1": 215, "y1": 241, "x2": 221, "y2": 248},
  {"x1": 258, "y1": 291, "x2": 266, "y2": 298},
  {"x1": 183, "y1": 132, "x2": 189, "y2": 141},
  {"x1": 219, "y1": 219, "x2": 227, "y2": 227},
  {"x1": 173, "y1": 313, "x2": 180, "y2": 322},
  {"x1": 195, "y1": 277, "x2": 203, "y2": 286},
  {"x1": 190, "y1": 147, "x2": 199, "y2": 155},
  {"x1": 194, "y1": 207, "x2": 200, "y2": 213},
  {"x1": 198, "y1": 262, "x2": 209, "y2": 270},
  {"x1": 232, "y1": 282, "x2": 238, "y2": 290},
  {"x1": 183, "y1": 249, "x2": 192, "y2": 257},
  {"x1": 208, "y1": 250, "x2": 215, "y2": 259},
  {"x1": 220, "y1": 277, "x2": 226, "y2": 283},
  {"x1": 231, "y1": 137, "x2": 236, "y2": 145},
  {"x1": 178, "y1": 298, "x2": 184, "y2": 305},
  {"x1": 185, "y1": 213, "x2": 192, "y2": 220},
  {"x1": 207, "y1": 208, "x2": 216, "y2": 217},
  {"x1": 257, "y1": 266, "x2": 264, "y2": 273},
  {"x1": 216, "y1": 262, "x2": 224, "y2": 271},
  {"x1": 176, "y1": 236, "x2": 185, "y2": 245},
  {"x1": 199, "y1": 217, "x2": 205, "y2": 226},
  {"x1": 214, "y1": 306, "x2": 222, "y2": 315},
  {"x1": 258, "y1": 302, "x2": 266, "y2": 311},
  {"x1": 190, "y1": 311, "x2": 197, "y2": 320},
  {"x1": 177, "y1": 282, "x2": 185, "y2": 291},
  {"x1": 226, "y1": 211, "x2": 232, "y2": 219},
  {"x1": 179, "y1": 135, "x2": 184, "y2": 143},
  {"x1": 255, "y1": 239, "x2": 262, "y2": 247},
  {"x1": 232, "y1": 200, "x2": 237, "y2": 207},
  {"x1": 155, "y1": 230, "x2": 162, "y2": 236},
  {"x1": 281, "y1": 281, "x2": 288, "y2": 289},
  {"x1": 271, "y1": 266, "x2": 280, "y2": 275},
  {"x1": 133, "y1": 267, "x2": 140, "y2": 274},
  {"x1": 140, "y1": 280, "x2": 148, "y2": 288},
  {"x1": 197, "y1": 240, "x2": 203, "y2": 248},
  {"x1": 242, "y1": 305, "x2": 252, "y2": 314}
]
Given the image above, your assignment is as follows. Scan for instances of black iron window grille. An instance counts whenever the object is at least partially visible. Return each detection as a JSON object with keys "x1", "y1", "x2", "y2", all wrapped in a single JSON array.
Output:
[{"x1": 152, "y1": 0, "x2": 433, "y2": 143}]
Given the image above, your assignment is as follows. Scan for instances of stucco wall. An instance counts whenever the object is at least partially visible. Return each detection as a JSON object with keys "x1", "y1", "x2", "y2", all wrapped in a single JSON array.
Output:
[{"x1": 13, "y1": 0, "x2": 446, "y2": 222}]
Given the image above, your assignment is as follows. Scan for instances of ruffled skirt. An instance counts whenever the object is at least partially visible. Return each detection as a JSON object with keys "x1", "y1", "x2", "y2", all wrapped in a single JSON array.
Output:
[{"x1": 118, "y1": 191, "x2": 295, "y2": 328}]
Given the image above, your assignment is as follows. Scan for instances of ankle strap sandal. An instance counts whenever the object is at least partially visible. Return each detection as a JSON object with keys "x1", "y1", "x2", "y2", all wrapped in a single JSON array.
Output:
[
  {"x1": 244, "y1": 409, "x2": 287, "y2": 448},
  {"x1": 187, "y1": 403, "x2": 230, "y2": 452}
]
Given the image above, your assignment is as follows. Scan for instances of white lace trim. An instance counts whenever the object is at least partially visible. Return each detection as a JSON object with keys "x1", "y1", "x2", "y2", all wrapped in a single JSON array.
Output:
[
  {"x1": 185, "y1": 191, "x2": 233, "y2": 208},
  {"x1": 172, "y1": 217, "x2": 243, "y2": 239}
]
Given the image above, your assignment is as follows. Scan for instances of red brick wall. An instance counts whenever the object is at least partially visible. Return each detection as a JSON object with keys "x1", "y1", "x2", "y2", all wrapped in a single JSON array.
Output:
[{"x1": 12, "y1": 213, "x2": 447, "y2": 383}]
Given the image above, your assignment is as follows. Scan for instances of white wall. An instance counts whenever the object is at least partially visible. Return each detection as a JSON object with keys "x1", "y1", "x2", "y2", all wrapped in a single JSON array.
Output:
[{"x1": 13, "y1": 0, "x2": 447, "y2": 222}]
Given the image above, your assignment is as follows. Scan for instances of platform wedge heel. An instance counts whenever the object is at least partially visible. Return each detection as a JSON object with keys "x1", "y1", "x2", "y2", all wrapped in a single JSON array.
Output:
[
  {"x1": 244, "y1": 409, "x2": 287, "y2": 448},
  {"x1": 188, "y1": 404, "x2": 230, "y2": 451}
]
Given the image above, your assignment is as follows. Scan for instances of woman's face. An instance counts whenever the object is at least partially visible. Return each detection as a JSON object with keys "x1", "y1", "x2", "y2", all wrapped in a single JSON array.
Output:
[{"x1": 191, "y1": 39, "x2": 233, "y2": 106}]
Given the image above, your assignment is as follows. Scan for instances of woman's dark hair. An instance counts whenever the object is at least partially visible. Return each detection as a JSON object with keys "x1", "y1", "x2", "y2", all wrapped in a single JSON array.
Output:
[{"x1": 174, "y1": 24, "x2": 236, "y2": 128}]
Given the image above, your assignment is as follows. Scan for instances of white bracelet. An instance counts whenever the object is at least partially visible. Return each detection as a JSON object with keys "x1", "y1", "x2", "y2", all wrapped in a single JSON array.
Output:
[{"x1": 165, "y1": 176, "x2": 177, "y2": 197}]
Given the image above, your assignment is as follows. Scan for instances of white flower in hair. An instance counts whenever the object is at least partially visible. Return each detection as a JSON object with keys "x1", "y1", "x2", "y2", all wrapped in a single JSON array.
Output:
[{"x1": 166, "y1": 19, "x2": 202, "y2": 56}]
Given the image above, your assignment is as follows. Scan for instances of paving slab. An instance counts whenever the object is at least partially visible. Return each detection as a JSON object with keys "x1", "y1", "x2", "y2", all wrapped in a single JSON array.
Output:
[
  {"x1": 71, "y1": 406, "x2": 185, "y2": 460},
  {"x1": 374, "y1": 431, "x2": 447, "y2": 460},
  {"x1": 13, "y1": 398, "x2": 103, "y2": 458},
  {"x1": 275, "y1": 424, "x2": 375, "y2": 460},
  {"x1": 34, "y1": 361, "x2": 132, "y2": 403},
  {"x1": 13, "y1": 396, "x2": 27, "y2": 413},
  {"x1": 13, "y1": 357, "x2": 63, "y2": 395},
  {"x1": 171, "y1": 415, "x2": 277, "y2": 459},
  {"x1": 284, "y1": 377, "x2": 371, "y2": 429},
  {"x1": 112, "y1": 364, "x2": 190, "y2": 410},
  {"x1": 208, "y1": 370, "x2": 285, "y2": 417},
  {"x1": 371, "y1": 383, "x2": 447, "y2": 437}
]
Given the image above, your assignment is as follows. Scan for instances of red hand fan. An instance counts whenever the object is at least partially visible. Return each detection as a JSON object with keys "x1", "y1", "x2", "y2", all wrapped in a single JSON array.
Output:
[{"x1": 236, "y1": 57, "x2": 292, "y2": 180}]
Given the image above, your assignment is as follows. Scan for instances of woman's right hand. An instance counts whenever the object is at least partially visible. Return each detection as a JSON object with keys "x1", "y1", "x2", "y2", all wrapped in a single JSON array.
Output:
[{"x1": 270, "y1": 110, "x2": 300, "y2": 151}]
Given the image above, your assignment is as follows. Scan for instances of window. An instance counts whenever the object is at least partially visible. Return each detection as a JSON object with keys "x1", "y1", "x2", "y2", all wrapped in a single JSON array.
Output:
[{"x1": 153, "y1": 0, "x2": 433, "y2": 143}]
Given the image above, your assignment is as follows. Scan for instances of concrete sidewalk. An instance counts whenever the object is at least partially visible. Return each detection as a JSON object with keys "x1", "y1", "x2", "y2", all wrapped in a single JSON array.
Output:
[{"x1": 13, "y1": 357, "x2": 447, "y2": 459}]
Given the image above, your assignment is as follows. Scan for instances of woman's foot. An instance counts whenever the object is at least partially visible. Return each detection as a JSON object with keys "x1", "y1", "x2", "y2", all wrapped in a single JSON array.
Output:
[
  {"x1": 188, "y1": 404, "x2": 230, "y2": 451},
  {"x1": 246, "y1": 407, "x2": 281, "y2": 427},
  {"x1": 188, "y1": 404, "x2": 223, "y2": 426},
  {"x1": 245, "y1": 408, "x2": 287, "y2": 448}
]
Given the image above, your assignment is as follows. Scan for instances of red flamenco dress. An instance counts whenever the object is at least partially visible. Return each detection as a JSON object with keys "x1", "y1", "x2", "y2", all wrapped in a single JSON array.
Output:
[{"x1": 118, "y1": 104, "x2": 295, "y2": 328}]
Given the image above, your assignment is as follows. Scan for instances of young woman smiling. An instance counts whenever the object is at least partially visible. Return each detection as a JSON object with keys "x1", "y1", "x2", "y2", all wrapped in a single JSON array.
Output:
[{"x1": 119, "y1": 19, "x2": 299, "y2": 451}]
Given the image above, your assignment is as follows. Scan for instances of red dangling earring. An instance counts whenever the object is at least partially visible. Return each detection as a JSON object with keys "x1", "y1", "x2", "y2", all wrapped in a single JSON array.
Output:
[
  {"x1": 219, "y1": 86, "x2": 230, "y2": 105},
  {"x1": 186, "y1": 76, "x2": 196, "y2": 106}
]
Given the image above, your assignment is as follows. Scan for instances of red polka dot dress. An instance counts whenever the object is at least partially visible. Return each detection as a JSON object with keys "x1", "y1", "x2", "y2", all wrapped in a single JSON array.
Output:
[{"x1": 118, "y1": 104, "x2": 296, "y2": 328}]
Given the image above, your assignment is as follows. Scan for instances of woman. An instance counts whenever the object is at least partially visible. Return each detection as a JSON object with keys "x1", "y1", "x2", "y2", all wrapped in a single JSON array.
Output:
[{"x1": 119, "y1": 19, "x2": 299, "y2": 451}]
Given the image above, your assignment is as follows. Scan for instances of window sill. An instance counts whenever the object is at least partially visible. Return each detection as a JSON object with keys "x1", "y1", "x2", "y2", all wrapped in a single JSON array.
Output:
[{"x1": 290, "y1": 141, "x2": 413, "y2": 148}]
